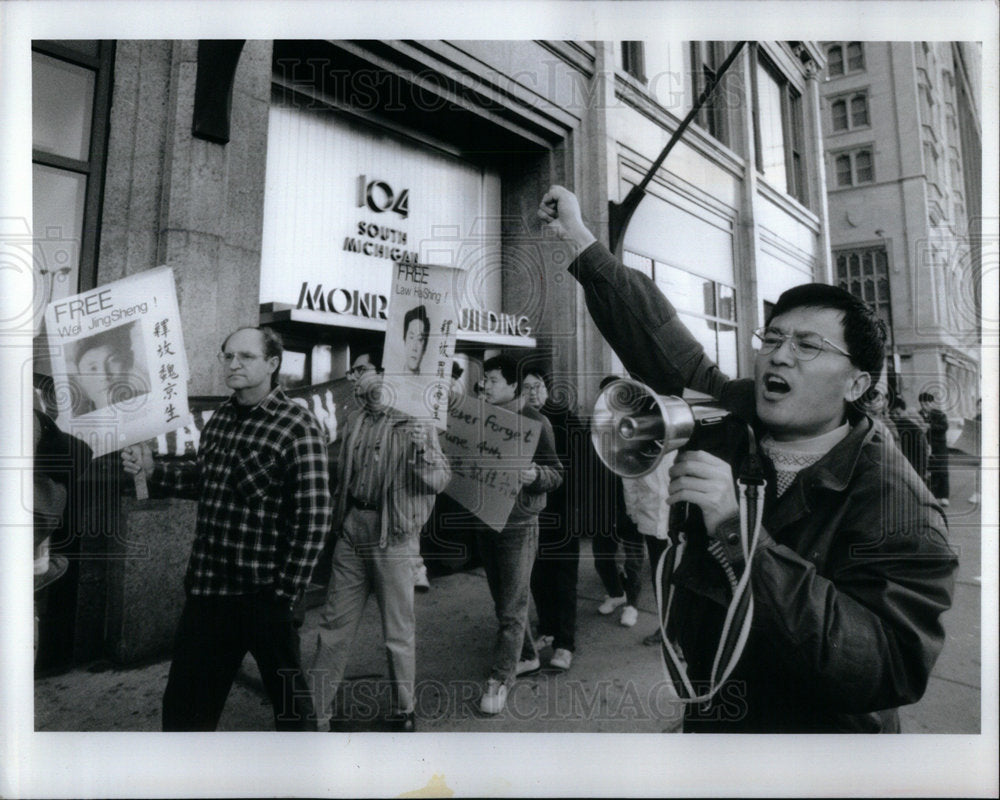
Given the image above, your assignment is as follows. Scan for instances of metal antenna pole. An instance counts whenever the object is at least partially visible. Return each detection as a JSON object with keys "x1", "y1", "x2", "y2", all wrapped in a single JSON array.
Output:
[{"x1": 608, "y1": 41, "x2": 749, "y2": 257}]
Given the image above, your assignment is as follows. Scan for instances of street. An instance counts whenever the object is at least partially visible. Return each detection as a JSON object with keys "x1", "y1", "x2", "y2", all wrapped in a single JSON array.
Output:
[{"x1": 35, "y1": 460, "x2": 982, "y2": 734}]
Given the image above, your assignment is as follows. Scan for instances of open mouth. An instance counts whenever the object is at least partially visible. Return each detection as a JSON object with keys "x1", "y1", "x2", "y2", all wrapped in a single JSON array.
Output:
[{"x1": 763, "y1": 374, "x2": 791, "y2": 396}]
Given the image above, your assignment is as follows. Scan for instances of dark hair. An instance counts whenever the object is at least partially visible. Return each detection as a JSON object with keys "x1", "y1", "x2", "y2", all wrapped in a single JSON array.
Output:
[
  {"x1": 451, "y1": 361, "x2": 465, "y2": 380},
  {"x1": 482, "y1": 353, "x2": 520, "y2": 393},
  {"x1": 599, "y1": 375, "x2": 620, "y2": 390},
  {"x1": 222, "y1": 326, "x2": 284, "y2": 388},
  {"x1": 917, "y1": 392, "x2": 935, "y2": 404},
  {"x1": 522, "y1": 364, "x2": 549, "y2": 389},
  {"x1": 768, "y1": 283, "x2": 886, "y2": 408},
  {"x1": 354, "y1": 348, "x2": 383, "y2": 372},
  {"x1": 403, "y1": 305, "x2": 430, "y2": 342},
  {"x1": 72, "y1": 326, "x2": 135, "y2": 372}
]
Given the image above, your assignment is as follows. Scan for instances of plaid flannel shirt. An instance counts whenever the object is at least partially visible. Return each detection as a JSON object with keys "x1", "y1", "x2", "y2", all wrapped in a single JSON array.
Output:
[{"x1": 150, "y1": 387, "x2": 332, "y2": 605}]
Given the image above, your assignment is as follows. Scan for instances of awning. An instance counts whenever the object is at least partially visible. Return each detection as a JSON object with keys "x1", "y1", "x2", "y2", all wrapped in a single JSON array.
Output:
[{"x1": 259, "y1": 303, "x2": 537, "y2": 349}]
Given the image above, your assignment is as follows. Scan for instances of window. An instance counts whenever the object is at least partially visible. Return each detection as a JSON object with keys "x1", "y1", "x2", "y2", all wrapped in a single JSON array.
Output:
[
  {"x1": 826, "y1": 42, "x2": 864, "y2": 77},
  {"x1": 919, "y1": 83, "x2": 935, "y2": 127},
  {"x1": 923, "y1": 141, "x2": 939, "y2": 185},
  {"x1": 621, "y1": 41, "x2": 646, "y2": 82},
  {"x1": 690, "y1": 41, "x2": 730, "y2": 146},
  {"x1": 833, "y1": 148, "x2": 874, "y2": 186},
  {"x1": 851, "y1": 94, "x2": 869, "y2": 127},
  {"x1": 846, "y1": 42, "x2": 865, "y2": 72},
  {"x1": 827, "y1": 44, "x2": 844, "y2": 76},
  {"x1": 831, "y1": 92, "x2": 869, "y2": 131},
  {"x1": 32, "y1": 41, "x2": 113, "y2": 312},
  {"x1": 624, "y1": 251, "x2": 739, "y2": 375},
  {"x1": 835, "y1": 247, "x2": 892, "y2": 330},
  {"x1": 950, "y1": 156, "x2": 962, "y2": 188},
  {"x1": 753, "y1": 53, "x2": 807, "y2": 203}
]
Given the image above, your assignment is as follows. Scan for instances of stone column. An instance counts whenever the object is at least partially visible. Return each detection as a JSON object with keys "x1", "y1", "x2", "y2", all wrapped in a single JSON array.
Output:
[{"x1": 99, "y1": 40, "x2": 275, "y2": 663}]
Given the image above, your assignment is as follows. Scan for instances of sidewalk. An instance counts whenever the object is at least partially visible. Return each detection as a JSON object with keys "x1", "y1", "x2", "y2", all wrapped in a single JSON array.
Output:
[{"x1": 36, "y1": 466, "x2": 982, "y2": 733}]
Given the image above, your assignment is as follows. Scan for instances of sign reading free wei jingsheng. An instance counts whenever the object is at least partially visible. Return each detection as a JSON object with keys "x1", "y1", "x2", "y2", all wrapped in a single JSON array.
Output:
[
  {"x1": 441, "y1": 394, "x2": 541, "y2": 532},
  {"x1": 44, "y1": 267, "x2": 191, "y2": 458}
]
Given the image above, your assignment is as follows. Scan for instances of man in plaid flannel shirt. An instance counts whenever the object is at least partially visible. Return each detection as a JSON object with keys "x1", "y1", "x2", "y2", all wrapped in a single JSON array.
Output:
[{"x1": 123, "y1": 326, "x2": 331, "y2": 731}]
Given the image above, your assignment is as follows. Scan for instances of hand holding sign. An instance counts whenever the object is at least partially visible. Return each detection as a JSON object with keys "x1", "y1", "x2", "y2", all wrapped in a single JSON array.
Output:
[
  {"x1": 121, "y1": 443, "x2": 154, "y2": 499},
  {"x1": 520, "y1": 463, "x2": 539, "y2": 486}
]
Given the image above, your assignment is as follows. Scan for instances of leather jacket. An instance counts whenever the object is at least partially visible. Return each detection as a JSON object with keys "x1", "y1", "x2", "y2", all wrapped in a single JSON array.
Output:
[{"x1": 570, "y1": 242, "x2": 958, "y2": 732}]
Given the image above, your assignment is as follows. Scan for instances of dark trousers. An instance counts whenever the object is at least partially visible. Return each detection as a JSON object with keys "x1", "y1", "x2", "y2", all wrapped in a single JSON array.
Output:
[
  {"x1": 530, "y1": 524, "x2": 580, "y2": 652},
  {"x1": 928, "y1": 453, "x2": 950, "y2": 500},
  {"x1": 592, "y1": 512, "x2": 644, "y2": 605},
  {"x1": 162, "y1": 592, "x2": 314, "y2": 731}
]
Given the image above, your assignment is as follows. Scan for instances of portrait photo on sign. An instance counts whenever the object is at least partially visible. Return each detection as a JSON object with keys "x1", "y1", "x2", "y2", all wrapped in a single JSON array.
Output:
[
  {"x1": 63, "y1": 322, "x2": 151, "y2": 417},
  {"x1": 381, "y1": 264, "x2": 459, "y2": 425},
  {"x1": 401, "y1": 303, "x2": 431, "y2": 375}
]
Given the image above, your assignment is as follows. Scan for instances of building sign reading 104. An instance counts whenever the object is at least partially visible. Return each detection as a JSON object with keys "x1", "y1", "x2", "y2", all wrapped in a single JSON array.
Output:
[
  {"x1": 344, "y1": 175, "x2": 420, "y2": 266},
  {"x1": 358, "y1": 174, "x2": 409, "y2": 218}
]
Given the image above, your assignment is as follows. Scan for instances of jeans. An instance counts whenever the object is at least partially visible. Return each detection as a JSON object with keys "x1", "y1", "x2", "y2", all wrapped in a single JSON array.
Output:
[
  {"x1": 530, "y1": 521, "x2": 580, "y2": 651},
  {"x1": 476, "y1": 520, "x2": 539, "y2": 687},
  {"x1": 309, "y1": 508, "x2": 416, "y2": 722},
  {"x1": 592, "y1": 511, "x2": 644, "y2": 606},
  {"x1": 162, "y1": 591, "x2": 314, "y2": 731}
]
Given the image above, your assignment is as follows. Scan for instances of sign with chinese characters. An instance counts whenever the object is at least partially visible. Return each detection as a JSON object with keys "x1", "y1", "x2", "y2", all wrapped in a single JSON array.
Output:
[
  {"x1": 44, "y1": 267, "x2": 191, "y2": 457},
  {"x1": 440, "y1": 394, "x2": 542, "y2": 532},
  {"x1": 381, "y1": 263, "x2": 459, "y2": 429}
]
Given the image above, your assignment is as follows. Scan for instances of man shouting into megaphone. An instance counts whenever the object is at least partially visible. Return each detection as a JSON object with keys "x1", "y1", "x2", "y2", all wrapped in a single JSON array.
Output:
[{"x1": 539, "y1": 185, "x2": 956, "y2": 733}]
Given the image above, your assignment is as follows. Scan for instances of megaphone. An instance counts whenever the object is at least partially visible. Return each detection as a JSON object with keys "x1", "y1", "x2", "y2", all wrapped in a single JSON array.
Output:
[
  {"x1": 591, "y1": 378, "x2": 731, "y2": 478},
  {"x1": 592, "y1": 378, "x2": 765, "y2": 707}
]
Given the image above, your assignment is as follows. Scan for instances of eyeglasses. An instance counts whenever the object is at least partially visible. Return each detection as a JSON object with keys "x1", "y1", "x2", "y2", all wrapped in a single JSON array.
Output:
[
  {"x1": 218, "y1": 351, "x2": 264, "y2": 365},
  {"x1": 752, "y1": 327, "x2": 851, "y2": 361}
]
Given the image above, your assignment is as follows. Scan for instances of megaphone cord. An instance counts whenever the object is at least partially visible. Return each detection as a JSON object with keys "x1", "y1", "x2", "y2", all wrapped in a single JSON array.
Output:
[{"x1": 654, "y1": 427, "x2": 767, "y2": 705}]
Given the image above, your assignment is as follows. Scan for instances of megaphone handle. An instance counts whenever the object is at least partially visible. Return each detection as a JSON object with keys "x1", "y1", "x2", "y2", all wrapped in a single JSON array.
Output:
[{"x1": 669, "y1": 501, "x2": 705, "y2": 541}]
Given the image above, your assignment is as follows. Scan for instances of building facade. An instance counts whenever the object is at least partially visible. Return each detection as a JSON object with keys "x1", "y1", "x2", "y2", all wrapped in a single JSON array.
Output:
[
  {"x1": 32, "y1": 39, "x2": 831, "y2": 667},
  {"x1": 819, "y1": 41, "x2": 982, "y2": 422}
]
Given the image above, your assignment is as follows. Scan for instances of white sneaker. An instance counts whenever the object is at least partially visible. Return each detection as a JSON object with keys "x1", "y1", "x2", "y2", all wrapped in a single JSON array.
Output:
[
  {"x1": 620, "y1": 605, "x2": 638, "y2": 627},
  {"x1": 515, "y1": 657, "x2": 541, "y2": 676},
  {"x1": 968, "y1": 493, "x2": 980, "y2": 505},
  {"x1": 940, "y1": 498, "x2": 950, "y2": 507},
  {"x1": 480, "y1": 679, "x2": 508, "y2": 714},
  {"x1": 413, "y1": 564, "x2": 430, "y2": 592},
  {"x1": 598, "y1": 594, "x2": 627, "y2": 615},
  {"x1": 535, "y1": 634, "x2": 554, "y2": 652},
  {"x1": 550, "y1": 648, "x2": 573, "y2": 671}
]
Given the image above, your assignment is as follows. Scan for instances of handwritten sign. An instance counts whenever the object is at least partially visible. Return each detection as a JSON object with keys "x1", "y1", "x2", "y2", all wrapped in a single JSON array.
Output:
[
  {"x1": 44, "y1": 267, "x2": 191, "y2": 458},
  {"x1": 440, "y1": 395, "x2": 542, "y2": 532},
  {"x1": 381, "y1": 263, "x2": 458, "y2": 428}
]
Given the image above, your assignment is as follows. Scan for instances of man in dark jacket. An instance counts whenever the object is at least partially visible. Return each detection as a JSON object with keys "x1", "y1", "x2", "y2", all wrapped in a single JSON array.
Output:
[
  {"x1": 919, "y1": 391, "x2": 951, "y2": 506},
  {"x1": 538, "y1": 185, "x2": 957, "y2": 733},
  {"x1": 889, "y1": 396, "x2": 930, "y2": 484}
]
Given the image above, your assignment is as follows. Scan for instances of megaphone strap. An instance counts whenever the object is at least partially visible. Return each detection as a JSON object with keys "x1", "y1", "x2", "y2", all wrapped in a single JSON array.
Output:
[{"x1": 654, "y1": 474, "x2": 767, "y2": 705}]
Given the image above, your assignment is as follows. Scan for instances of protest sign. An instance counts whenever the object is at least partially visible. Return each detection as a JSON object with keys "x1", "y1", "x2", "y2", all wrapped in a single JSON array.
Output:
[
  {"x1": 381, "y1": 263, "x2": 458, "y2": 429},
  {"x1": 440, "y1": 394, "x2": 542, "y2": 532},
  {"x1": 146, "y1": 378, "x2": 354, "y2": 465},
  {"x1": 44, "y1": 267, "x2": 191, "y2": 459}
]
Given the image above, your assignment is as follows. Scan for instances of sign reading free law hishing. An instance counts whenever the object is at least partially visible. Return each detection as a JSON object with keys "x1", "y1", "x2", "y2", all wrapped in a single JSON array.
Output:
[
  {"x1": 44, "y1": 267, "x2": 191, "y2": 458},
  {"x1": 381, "y1": 263, "x2": 459, "y2": 429}
]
